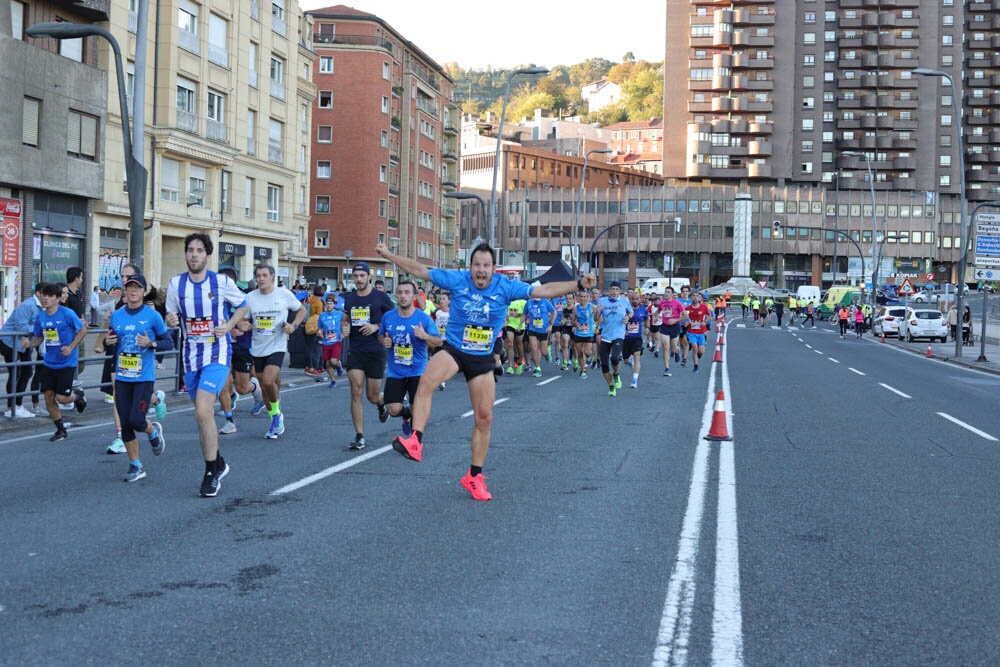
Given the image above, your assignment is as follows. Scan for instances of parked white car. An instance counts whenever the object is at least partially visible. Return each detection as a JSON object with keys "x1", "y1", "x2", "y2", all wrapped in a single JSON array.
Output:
[
  {"x1": 873, "y1": 306, "x2": 908, "y2": 337},
  {"x1": 898, "y1": 307, "x2": 948, "y2": 342}
]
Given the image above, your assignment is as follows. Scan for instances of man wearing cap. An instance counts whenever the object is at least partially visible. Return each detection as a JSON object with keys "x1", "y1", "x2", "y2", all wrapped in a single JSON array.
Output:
[
  {"x1": 595, "y1": 281, "x2": 633, "y2": 397},
  {"x1": 244, "y1": 263, "x2": 306, "y2": 439},
  {"x1": 340, "y1": 260, "x2": 395, "y2": 450},
  {"x1": 375, "y1": 241, "x2": 597, "y2": 501},
  {"x1": 107, "y1": 274, "x2": 174, "y2": 482}
]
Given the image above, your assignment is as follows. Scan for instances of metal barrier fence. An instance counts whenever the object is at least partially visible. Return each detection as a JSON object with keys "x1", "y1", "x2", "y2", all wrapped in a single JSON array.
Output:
[{"x1": 1, "y1": 327, "x2": 183, "y2": 421}]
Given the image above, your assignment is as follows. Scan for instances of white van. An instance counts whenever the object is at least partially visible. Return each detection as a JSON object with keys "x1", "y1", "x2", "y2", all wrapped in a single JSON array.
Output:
[
  {"x1": 796, "y1": 285, "x2": 821, "y2": 305},
  {"x1": 640, "y1": 277, "x2": 690, "y2": 295}
]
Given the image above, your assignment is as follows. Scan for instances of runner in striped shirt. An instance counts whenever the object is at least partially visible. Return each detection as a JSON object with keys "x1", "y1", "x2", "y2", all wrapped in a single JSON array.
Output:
[{"x1": 165, "y1": 233, "x2": 248, "y2": 498}]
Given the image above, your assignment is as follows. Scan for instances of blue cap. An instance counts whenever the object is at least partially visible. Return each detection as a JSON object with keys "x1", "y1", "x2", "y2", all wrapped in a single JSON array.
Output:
[
  {"x1": 352, "y1": 262, "x2": 371, "y2": 274},
  {"x1": 610, "y1": 280, "x2": 622, "y2": 288}
]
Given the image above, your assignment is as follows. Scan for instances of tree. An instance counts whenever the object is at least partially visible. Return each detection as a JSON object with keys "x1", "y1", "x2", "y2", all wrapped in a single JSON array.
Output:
[
  {"x1": 462, "y1": 100, "x2": 481, "y2": 115},
  {"x1": 568, "y1": 58, "x2": 616, "y2": 87},
  {"x1": 623, "y1": 51, "x2": 636, "y2": 63},
  {"x1": 621, "y1": 64, "x2": 664, "y2": 121}
]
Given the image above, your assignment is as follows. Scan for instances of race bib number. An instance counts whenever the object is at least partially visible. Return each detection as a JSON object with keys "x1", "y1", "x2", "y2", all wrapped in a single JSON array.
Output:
[
  {"x1": 117, "y1": 352, "x2": 142, "y2": 379},
  {"x1": 43, "y1": 328, "x2": 60, "y2": 346},
  {"x1": 532, "y1": 318, "x2": 544, "y2": 329},
  {"x1": 255, "y1": 316, "x2": 277, "y2": 335},
  {"x1": 461, "y1": 324, "x2": 493, "y2": 353},
  {"x1": 186, "y1": 317, "x2": 215, "y2": 344},
  {"x1": 393, "y1": 343, "x2": 414, "y2": 366},
  {"x1": 324, "y1": 330, "x2": 338, "y2": 342},
  {"x1": 351, "y1": 307, "x2": 371, "y2": 327},
  {"x1": 627, "y1": 321, "x2": 640, "y2": 334}
]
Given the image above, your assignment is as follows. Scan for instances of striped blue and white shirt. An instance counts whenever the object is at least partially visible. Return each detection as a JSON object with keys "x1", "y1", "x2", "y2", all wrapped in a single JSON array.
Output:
[{"x1": 166, "y1": 270, "x2": 246, "y2": 373}]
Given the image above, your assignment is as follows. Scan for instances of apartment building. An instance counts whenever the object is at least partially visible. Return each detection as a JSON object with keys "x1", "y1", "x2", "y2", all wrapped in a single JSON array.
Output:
[
  {"x1": 88, "y1": 0, "x2": 316, "y2": 289},
  {"x1": 605, "y1": 118, "x2": 663, "y2": 175},
  {"x1": 1, "y1": 0, "x2": 108, "y2": 318},
  {"x1": 305, "y1": 5, "x2": 457, "y2": 288},
  {"x1": 662, "y1": 0, "x2": 1000, "y2": 284}
]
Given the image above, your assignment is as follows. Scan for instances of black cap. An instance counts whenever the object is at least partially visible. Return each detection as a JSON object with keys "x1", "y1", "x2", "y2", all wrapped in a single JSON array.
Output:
[{"x1": 124, "y1": 274, "x2": 148, "y2": 290}]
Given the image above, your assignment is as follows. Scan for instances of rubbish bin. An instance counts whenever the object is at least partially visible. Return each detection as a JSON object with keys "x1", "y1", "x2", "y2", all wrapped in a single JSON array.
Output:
[{"x1": 288, "y1": 326, "x2": 307, "y2": 369}]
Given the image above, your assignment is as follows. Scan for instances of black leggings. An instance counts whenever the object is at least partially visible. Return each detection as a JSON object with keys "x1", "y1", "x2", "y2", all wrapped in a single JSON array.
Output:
[
  {"x1": 115, "y1": 380, "x2": 153, "y2": 442},
  {"x1": 839, "y1": 319, "x2": 849, "y2": 336},
  {"x1": 1, "y1": 341, "x2": 34, "y2": 408},
  {"x1": 598, "y1": 339, "x2": 624, "y2": 374}
]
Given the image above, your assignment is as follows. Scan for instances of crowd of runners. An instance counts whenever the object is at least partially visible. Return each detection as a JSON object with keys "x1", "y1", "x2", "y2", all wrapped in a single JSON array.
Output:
[{"x1": 2, "y1": 233, "x2": 739, "y2": 502}]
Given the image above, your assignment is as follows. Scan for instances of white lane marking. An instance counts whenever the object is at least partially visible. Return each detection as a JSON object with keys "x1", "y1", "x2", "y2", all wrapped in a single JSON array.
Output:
[
  {"x1": 878, "y1": 383, "x2": 912, "y2": 399},
  {"x1": 0, "y1": 382, "x2": 323, "y2": 446},
  {"x1": 805, "y1": 344, "x2": 813, "y2": 349},
  {"x1": 461, "y1": 396, "x2": 509, "y2": 418},
  {"x1": 814, "y1": 349, "x2": 824, "y2": 355},
  {"x1": 713, "y1": 330, "x2": 744, "y2": 665},
  {"x1": 936, "y1": 412, "x2": 998, "y2": 441},
  {"x1": 849, "y1": 367, "x2": 866, "y2": 376},
  {"x1": 536, "y1": 376, "x2": 560, "y2": 386},
  {"x1": 653, "y1": 354, "x2": 720, "y2": 666},
  {"x1": 828, "y1": 357, "x2": 840, "y2": 364},
  {"x1": 271, "y1": 446, "x2": 392, "y2": 495}
]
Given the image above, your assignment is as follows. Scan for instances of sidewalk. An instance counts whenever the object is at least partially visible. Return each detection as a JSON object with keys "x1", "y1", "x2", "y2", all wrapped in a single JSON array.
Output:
[{"x1": 885, "y1": 319, "x2": 1000, "y2": 376}]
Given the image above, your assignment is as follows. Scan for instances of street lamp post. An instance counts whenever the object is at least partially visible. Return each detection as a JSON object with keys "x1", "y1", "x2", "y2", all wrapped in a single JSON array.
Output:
[
  {"x1": 487, "y1": 66, "x2": 548, "y2": 247},
  {"x1": 27, "y1": 20, "x2": 149, "y2": 271},
  {"x1": 444, "y1": 191, "x2": 488, "y2": 267},
  {"x1": 841, "y1": 150, "x2": 878, "y2": 315},
  {"x1": 913, "y1": 67, "x2": 968, "y2": 358},
  {"x1": 572, "y1": 147, "x2": 612, "y2": 276},
  {"x1": 833, "y1": 171, "x2": 841, "y2": 284}
]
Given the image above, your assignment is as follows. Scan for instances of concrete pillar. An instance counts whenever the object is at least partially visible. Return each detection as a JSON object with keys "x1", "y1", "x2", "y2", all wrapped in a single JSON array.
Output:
[
  {"x1": 774, "y1": 253, "x2": 785, "y2": 289},
  {"x1": 628, "y1": 250, "x2": 636, "y2": 288},
  {"x1": 811, "y1": 254, "x2": 823, "y2": 285},
  {"x1": 699, "y1": 252, "x2": 711, "y2": 289}
]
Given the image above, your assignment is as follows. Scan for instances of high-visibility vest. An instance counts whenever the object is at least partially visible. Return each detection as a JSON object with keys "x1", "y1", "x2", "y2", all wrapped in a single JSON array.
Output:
[
  {"x1": 839, "y1": 308, "x2": 849, "y2": 320},
  {"x1": 752, "y1": 300, "x2": 761, "y2": 309},
  {"x1": 716, "y1": 297, "x2": 726, "y2": 309},
  {"x1": 789, "y1": 297, "x2": 797, "y2": 309}
]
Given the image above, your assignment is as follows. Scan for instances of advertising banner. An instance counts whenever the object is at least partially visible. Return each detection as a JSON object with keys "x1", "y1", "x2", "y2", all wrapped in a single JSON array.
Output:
[{"x1": 1, "y1": 197, "x2": 22, "y2": 268}]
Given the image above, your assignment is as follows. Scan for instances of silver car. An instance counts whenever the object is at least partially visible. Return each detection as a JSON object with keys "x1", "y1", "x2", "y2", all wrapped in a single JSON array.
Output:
[{"x1": 873, "y1": 306, "x2": 908, "y2": 337}]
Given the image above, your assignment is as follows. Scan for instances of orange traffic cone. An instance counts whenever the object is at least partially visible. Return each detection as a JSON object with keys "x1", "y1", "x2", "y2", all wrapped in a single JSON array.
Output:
[
  {"x1": 713, "y1": 344, "x2": 723, "y2": 363},
  {"x1": 705, "y1": 390, "x2": 732, "y2": 441},
  {"x1": 718, "y1": 332, "x2": 725, "y2": 347},
  {"x1": 926, "y1": 343, "x2": 933, "y2": 358},
  {"x1": 880, "y1": 332, "x2": 885, "y2": 343}
]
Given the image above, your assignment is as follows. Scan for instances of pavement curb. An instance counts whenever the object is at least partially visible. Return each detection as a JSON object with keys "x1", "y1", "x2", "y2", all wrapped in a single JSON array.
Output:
[{"x1": 887, "y1": 339, "x2": 1000, "y2": 376}]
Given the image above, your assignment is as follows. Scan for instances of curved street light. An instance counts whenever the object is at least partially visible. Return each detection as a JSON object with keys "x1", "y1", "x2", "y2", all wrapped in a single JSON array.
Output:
[
  {"x1": 487, "y1": 66, "x2": 549, "y2": 247},
  {"x1": 445, "y1": 191, "x2": 488, "y2": 267},
  {"x1": 913, "y1": 67, "x2": 969, "y2": 358},
  {"x1": 841, "y1": 150, "x2": 878, "y2": 316},
  {"x1": 572, "y1": 148, "x2": 612, "y2": 276}
]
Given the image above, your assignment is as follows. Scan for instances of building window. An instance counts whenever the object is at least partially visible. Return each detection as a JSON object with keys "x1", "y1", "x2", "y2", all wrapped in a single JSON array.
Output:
[
  {"x1": 316, "y1": 160, "x2": 331, "y2": 178},
  {"x1": 379, "y1": 165, "x2": 387, "y2": 182},
  {"x1": 320, "y1": 56, "x2": 334, "y2": 73},
  {"x1": 942, "y1": 35, "x2": 952, "y2": 46},
  {"x1": 315, "y1": 196, "x2": 330, "y2": 214},
  {"x1": 803, "y1": 54, "x2": 815, "y2": 66},
  {"x1": 221, "y1": 170, "x2": 230, "y2": 213},
  {"x1": 318, "y1": 91, "x2": 332, "y2": 108},
  {"x1": 940, "y1": 155, "x2": 951, "y2": 167},
  {"x1": 178, "y1": 0, "x2": 198, "y2": 54},
  {"x1": 381, "y1": 96, "x2": 389, "y2": 113},
  {"x1": 939, "y1": 175, "x2": 951, "y2": 186},
  {"x1": 248, "y1": 42, "x2": 258, "y2": 87},
  {"x1": 11, "y1": 1, "x2": 25, "y2": 39},
  {"x1": 67, "y1": 110, "x2": 98, "y2": 160},
  {"x1": 208, "y1": 14, "x2": 228, "y2": 67},
  {"x1": 247, "y1": 109, "x2": 256, "y2": 155},
  {"x1": 382, "y1": 61, "x2": 390, "y2": 79},
  {"x1": 245, "y1": 177, "x2": 254, "y2": 216},
  {"x1": 22, "y1": 97, "x2": 39, "y2": 146},
  {"x1": 380, "y1": 130, "x2": 388, "y2": 148},
  {"x1": 271, "y1": 0, "x2": 286, "y2": 36},
  {"x1": 161, "y1": 158, "x2": 180, "y2": 202},
  {"x1": 942, "y1": 15, "x2": 954, "y2": 26},
  {"x1": 318, "y1": 125, "x2": 332, "y2": 143},
  {"x1": 801, "y1": 162, "x2": 813, "y2": 174},
  {"x1": 802, "y1": 119, "x2": 814, "y2": 131},
  {"x1": 379, "y1": 199, "x2": 386, "y2": 217},
  {"x1": 802, "y1": 140, "x2": 814, "y2": 152},
  {"x1": 802, "y1": 32, "x2": 815, "y2": 45},
  {"x1": 268, "y1": 118, "x2": 283, "y2": 163},
  {"x1": 804, "y1": 12, "x2": 816, "y2": 23},
  {"x1": 941, "y1": 114, "x2": 952, "y2": 127},
  {"x1": 188, "y1": 165, "x2": 206, "y2": 206},
  {"x1": 803, "y1": 75, "x2": 815, "y2": 87},
  {"x1": 315, "y1": 230, "x2": 330, "y2": 247},
  {"x1": 270, "y1": 55, "x2": 285, "y2": 100},
  {"x1": 266, "y1": 184, "x2": 281, "y2": 222}
]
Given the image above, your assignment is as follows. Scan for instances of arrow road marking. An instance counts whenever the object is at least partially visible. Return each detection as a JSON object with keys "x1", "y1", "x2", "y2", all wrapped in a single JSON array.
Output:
[
  {"x1": 936, "y1": 412, "x2": 998, "y2": 441},
  {"x1": 879, "y1": 382, "x2": 912, "y2": 399}
]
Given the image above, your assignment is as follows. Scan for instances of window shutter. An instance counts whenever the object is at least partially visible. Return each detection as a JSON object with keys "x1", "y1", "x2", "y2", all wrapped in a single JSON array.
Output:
[
  {"x1": 22, "y1": 97, "x2": 39, "y2": 146},
  {"x1": 80, "y1": 113, "x2": 98, "y2": 157},
  {"x1": 67, "y1": 111, "x2": 82, "y2": 154}
]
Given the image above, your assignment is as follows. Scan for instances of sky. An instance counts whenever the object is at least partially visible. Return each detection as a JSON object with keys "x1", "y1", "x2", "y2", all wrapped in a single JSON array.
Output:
[{"x1": 299, "y1": 0, "x2": 666, "y2": 70}]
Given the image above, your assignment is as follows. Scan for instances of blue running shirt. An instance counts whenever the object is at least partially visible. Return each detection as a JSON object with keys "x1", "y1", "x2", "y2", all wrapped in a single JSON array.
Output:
[
  {"x1": 525, "y1": 298, "x2": 556, "y2": 333},
  {"x1": 33, "y1": 305, "x2": 83, "y2": 369},
  {"x1": 318, "y1": 310, "x2": 342, "y2": 345},
  {"x1": 427, "y1": 269, "x2": 533, "y2": 355},
  {"x1": 573, "y1": 303, "x2": 594, "y2": 337},
  {"x1": 109, "y1": 305, "x2": 169, "y2": 382},
  {"x1": 597, "y1": 296, "x2": 633, "y2": 342},
  {"x1": 378, "y1": 309, "x2": 440, "y2": 378},
  {"x1": 551, "y1": 297, "x2": 566, "y2": 327},
  {"x1": 626, "y1": 304, "x2": 649, "y2": 339}
]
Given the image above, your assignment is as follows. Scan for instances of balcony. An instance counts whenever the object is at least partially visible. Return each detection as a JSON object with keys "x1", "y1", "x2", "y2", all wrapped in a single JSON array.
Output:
[
  {"x1": 391, "y1": 85, "x2": 403, "y2": 97},
  {"x1": 416, "y1": 97, "x2": 438, "y2": 118},
  {"x1": 209, "y1": 44, "x2": 228, "y2": 68},
  {"x1": 442, "y1": 204, "x2": 456, "y2": 217},
  {"x1": 747, "y1": 162, "x2": 772, "y2": 178},
  {"x1": 443, "y1": 120, "x2": 458, "y2": 135},
  {"x1": 388, "y1": 186, "x2": 399, "y2": 197},
  {"x1": 390, "y1": 116, "x2": 401, "y2": 131},
  {"x1": 206, "y1": 119, "x2": 227, "y2": 143},
  {"x1": 176, "y1": 109, "x2": 197, "y2": 133},
  {"x1": 178, "y1": 28, "x2": 199, "y2": 55},
  {"x1": 748, "y1": 140, "x2": 772, "y2": 156},
  {"x1": 268, "y1": 141, "x2": 283, "y2": 165},
  {"x1": 442, "y1": 151, "x2": 457, "y2": 163},
  {"x1": 441, "y1": 179, "x2": 457, "y2": 191},
  {"x1": 270, "y1": 80, "x2": 285, "y2": 101},
  {"x1": 313, "y1": 33, "x2": 393, "y2": 52},
  {"x1": 387, "y1": 218, "x2": 399, "y2": 230},
  {"x1": 440, "y1": 231, "x2": 455, "y2": 244}
]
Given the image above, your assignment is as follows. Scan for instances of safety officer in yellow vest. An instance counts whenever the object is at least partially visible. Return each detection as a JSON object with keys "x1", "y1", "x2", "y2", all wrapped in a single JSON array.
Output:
[
  {"x1": 788, "y1": 295, "x2": 798, "y2": 325},
  {"x1": 861, "y1": 302, "x2": 872, "y2": 332},
  {"x1": 741, "y1": 293, "x2": 752, "y2": 319},
  {"x1": 751, "y1": 296, "x2": 761, "y2": 323}
]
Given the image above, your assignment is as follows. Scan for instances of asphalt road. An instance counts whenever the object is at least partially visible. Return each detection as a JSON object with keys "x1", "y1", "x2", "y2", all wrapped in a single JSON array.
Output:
[{"x1": 1, "y1": 321, "x2": 997, "y2": 665}]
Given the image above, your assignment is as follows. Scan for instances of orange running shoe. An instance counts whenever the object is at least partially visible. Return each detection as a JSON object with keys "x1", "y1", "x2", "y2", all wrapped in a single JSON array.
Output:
[
  {"x1": 392, "y1": 433, "x2": 422, "y2": 462},
  {"x1": 460, "y1": 470, "x2": 492, "y2": 501}
]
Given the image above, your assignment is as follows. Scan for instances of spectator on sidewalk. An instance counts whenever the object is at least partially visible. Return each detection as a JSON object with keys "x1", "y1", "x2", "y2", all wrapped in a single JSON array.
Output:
[
  {"x1": 65, "y1": 267, "x2": 88, "y2": 373},
  {"x1": 89, "y1": 286, "x2": 100, "y2": 326},
  {"x1": 1, "y1": 282, "x2": 46, "y2": 419}
]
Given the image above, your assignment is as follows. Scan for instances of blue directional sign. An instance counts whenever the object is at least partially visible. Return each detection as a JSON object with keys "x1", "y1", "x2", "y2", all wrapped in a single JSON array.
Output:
[{"x1": 974, "y1": 235, "x2": 1000, "y2": 255}]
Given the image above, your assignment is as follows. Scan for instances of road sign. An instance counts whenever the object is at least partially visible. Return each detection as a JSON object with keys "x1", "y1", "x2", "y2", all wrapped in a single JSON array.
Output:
[
  {"x1": 898, "y1": 277, "x2": 915, "y2": 295},
  {"x1": 975, "y1": 256, "x2": 1000, "y2": 267},
  {"x1": 974, "y1": 234, "x2": 1000, "y2": 256},
  {"x1": 925, "y1": 272, "x2": 935, "y2": 281},
  {"x1": 974, "y1": 269, "x2": 996, "y2": 280},
  {"x1": 976, "y1": 213, "x2": 1000, "y2": 224},
  {"x1": 977, "y1": 223, "x2": 1000, "y2": 235}
]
